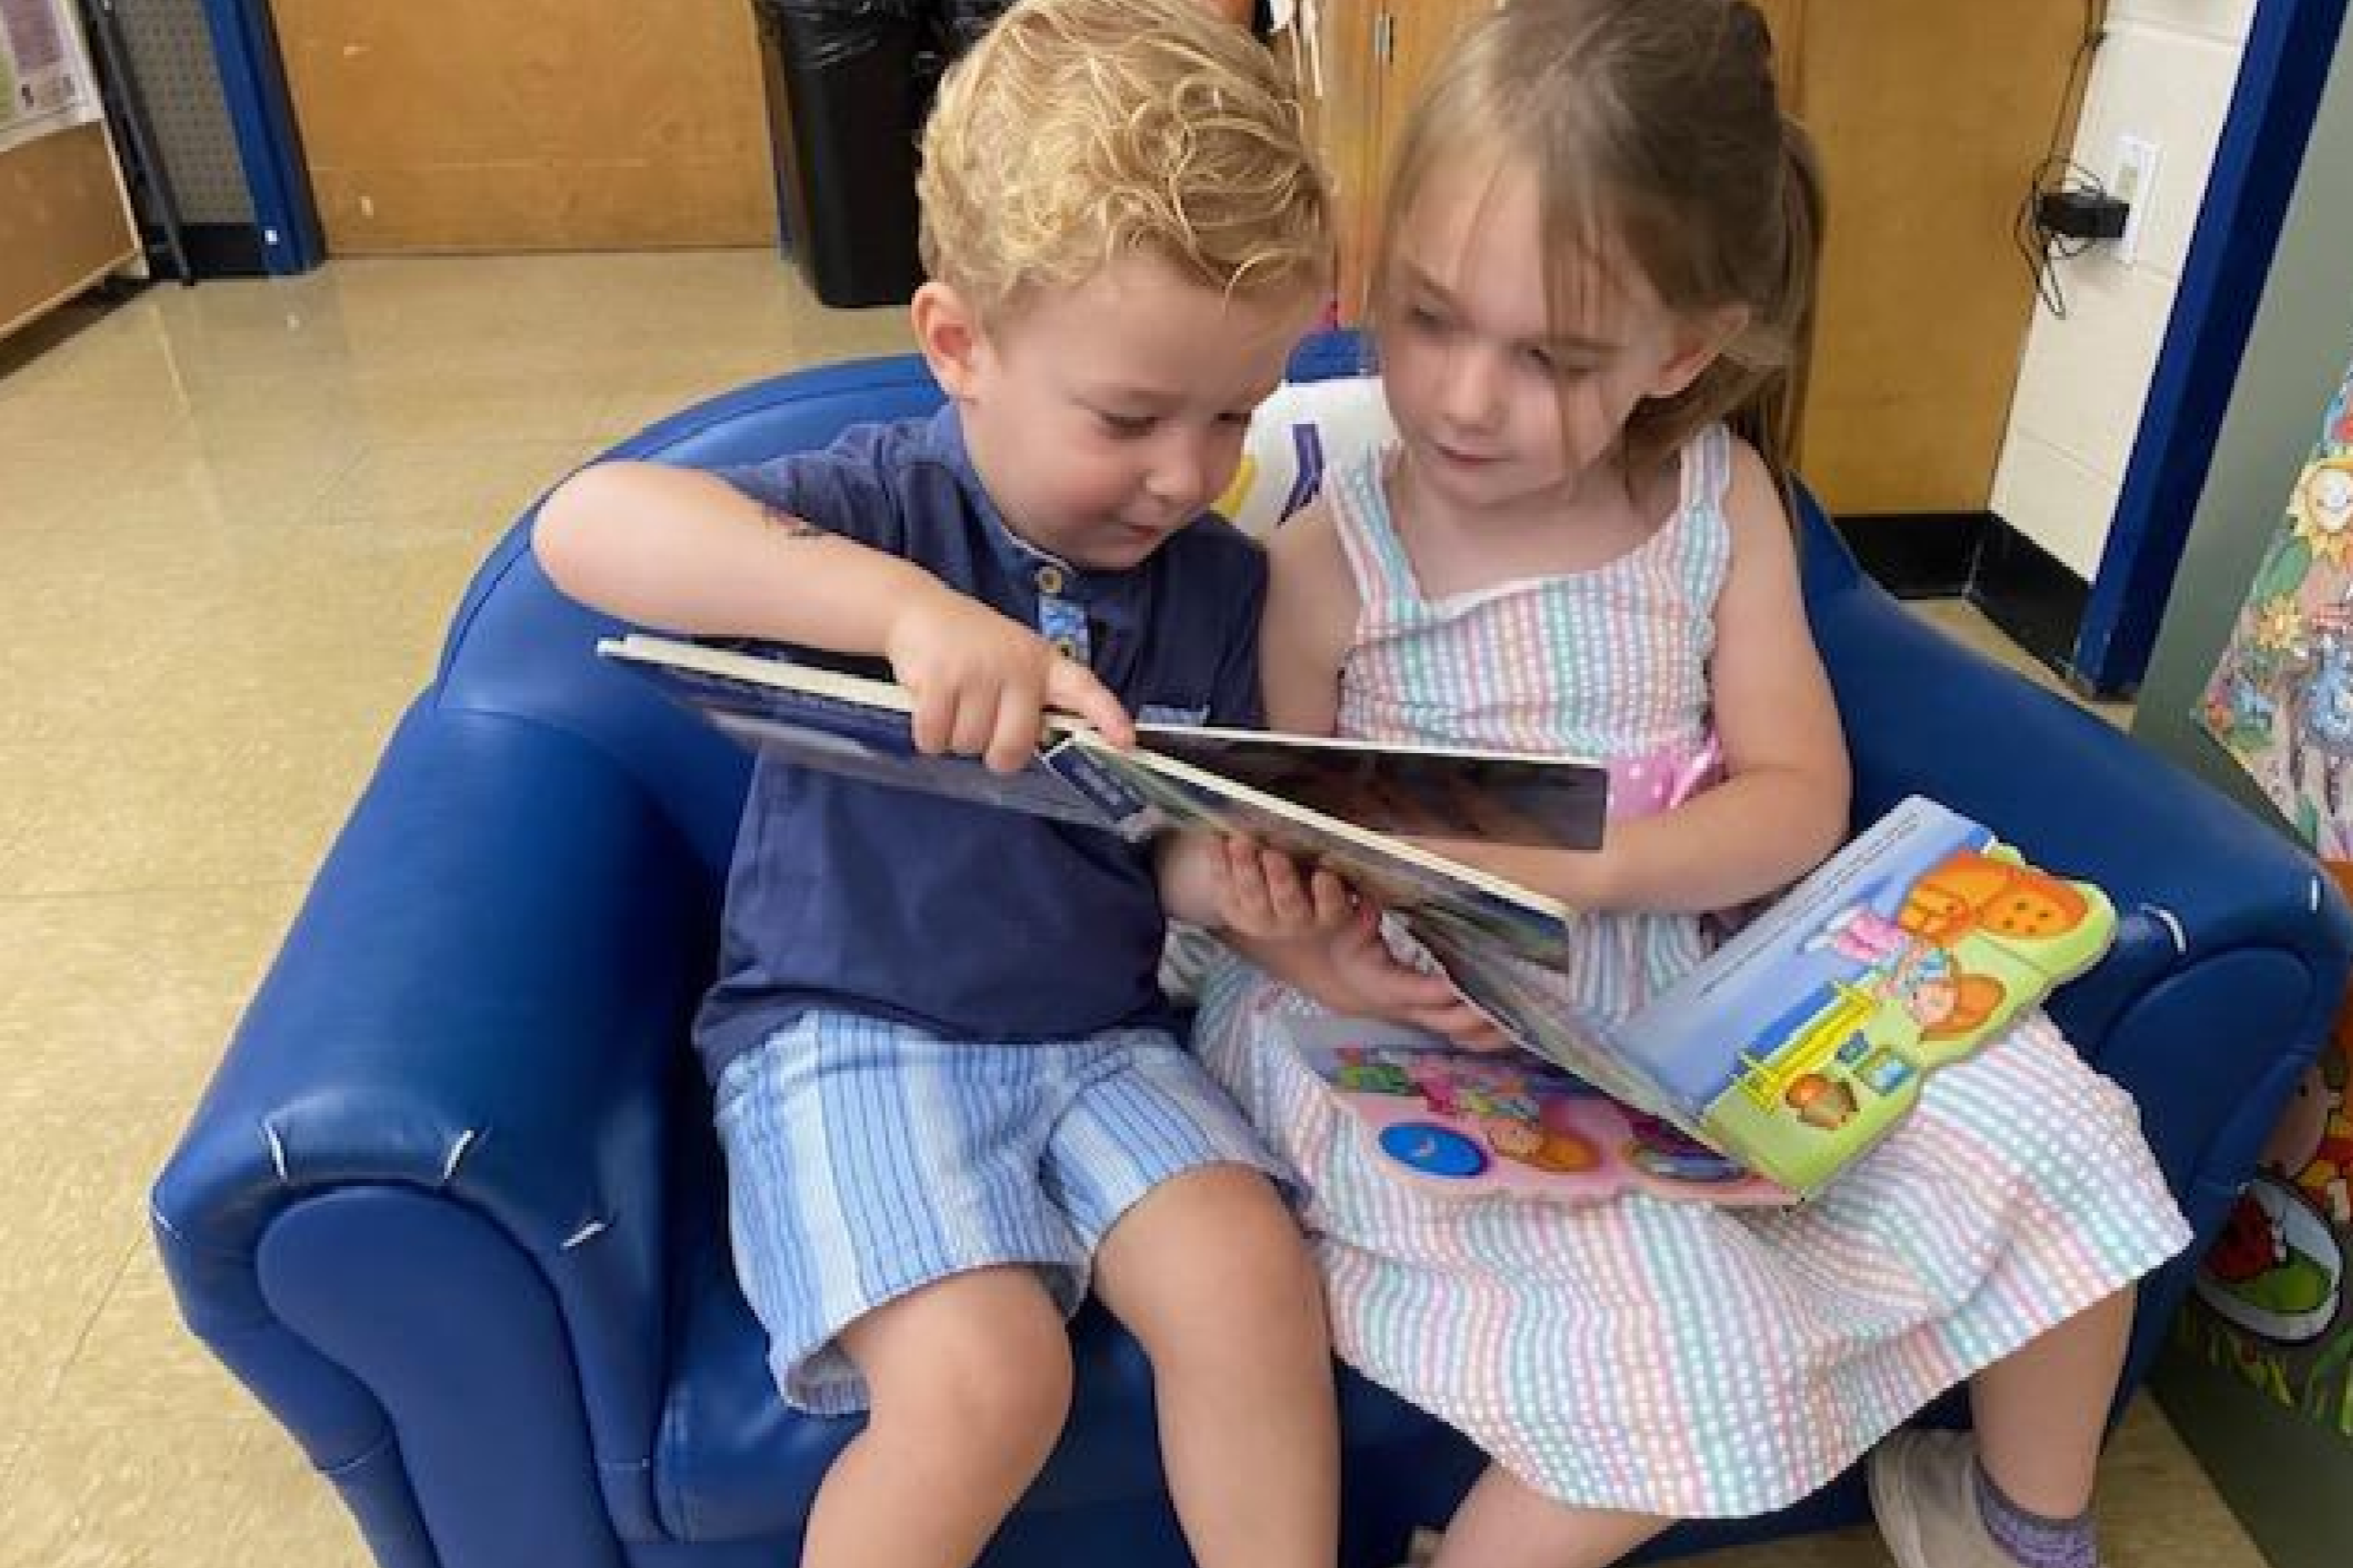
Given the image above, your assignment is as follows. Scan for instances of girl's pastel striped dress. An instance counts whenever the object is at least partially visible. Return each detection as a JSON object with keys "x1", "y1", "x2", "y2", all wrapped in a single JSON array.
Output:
[{"x1": 1194, "y1": 429, "x2": 2191, "y2": 1517}]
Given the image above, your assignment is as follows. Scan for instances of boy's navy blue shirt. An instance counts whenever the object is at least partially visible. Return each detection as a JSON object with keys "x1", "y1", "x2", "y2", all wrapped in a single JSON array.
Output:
[{"x1": 692, "y1": 405, "x2": 1266, "y2": 1081}]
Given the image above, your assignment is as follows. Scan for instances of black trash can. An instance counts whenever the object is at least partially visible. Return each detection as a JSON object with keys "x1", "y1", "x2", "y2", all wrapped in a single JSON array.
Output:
[{"x1": 752, "y1": 0, "x2": 936, "y2": 308}]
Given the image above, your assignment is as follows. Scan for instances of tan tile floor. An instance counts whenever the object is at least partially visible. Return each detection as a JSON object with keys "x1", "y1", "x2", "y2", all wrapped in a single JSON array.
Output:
[{"x1": 0, "y1": 253, "x2": 2250, "y2": 1565}]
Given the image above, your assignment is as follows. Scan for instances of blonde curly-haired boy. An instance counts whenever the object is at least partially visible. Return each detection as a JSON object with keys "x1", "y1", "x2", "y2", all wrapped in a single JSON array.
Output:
[{"x1": 536, "y1": 3, "x2": 1337, "y2": 1565}]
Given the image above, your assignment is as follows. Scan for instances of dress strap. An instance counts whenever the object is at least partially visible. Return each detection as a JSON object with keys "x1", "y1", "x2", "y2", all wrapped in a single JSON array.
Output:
[
  {"x1": 1671, "y1": 423, "x2": 1738, "y2": 612},
  {"x1": 1679, "y1": 423, "x2": 1735, "y2": 516}
]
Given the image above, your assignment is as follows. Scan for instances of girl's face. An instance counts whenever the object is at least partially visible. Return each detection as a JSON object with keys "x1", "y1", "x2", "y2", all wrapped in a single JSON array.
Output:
[{"x1": 1379, "y1": 156, "x2": 1726, "y2": 515}]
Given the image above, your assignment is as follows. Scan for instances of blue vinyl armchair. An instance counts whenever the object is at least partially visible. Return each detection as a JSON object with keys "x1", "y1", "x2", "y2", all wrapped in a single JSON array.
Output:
[{"x1": 153, "y1": 341, "x2": 2353, "y2": 1568}]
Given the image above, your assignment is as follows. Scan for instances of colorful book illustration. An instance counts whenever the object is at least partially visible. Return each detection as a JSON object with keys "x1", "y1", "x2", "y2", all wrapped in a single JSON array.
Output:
[
  {"x1": 596, "y1": 633, "x2": 1607, "y2": 954},
  {"x1": 1305, "y1": 797, "x2": 2120, "y2": 1201},
  {"x1": 1285, "y1": 1018, "x2": 1793, "y2": 1207}
]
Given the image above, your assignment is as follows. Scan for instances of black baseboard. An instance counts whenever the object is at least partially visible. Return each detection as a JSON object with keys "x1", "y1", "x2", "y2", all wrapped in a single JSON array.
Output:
[
  {"x1": 1969, "y1": 519, "x2": 2101, "y2": 693},
  {"x1": 1830, "y1": 510, "x2": 2101, "y2": 693},
  {"x1": 1830, "y1": 513, "x2": 1988, "y2": 600},
  {"x1": 178, "y1": 224, "x2": 271, "y2": 280}
]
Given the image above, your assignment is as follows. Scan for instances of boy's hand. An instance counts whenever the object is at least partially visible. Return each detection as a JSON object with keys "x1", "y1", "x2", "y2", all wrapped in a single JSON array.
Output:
[
  {"x1": 1214, "y1": 836, "x2": 1356, "y2": 943},
  {"x1": 883, "y1": 583, "x2": 1133, "y2": 773}
]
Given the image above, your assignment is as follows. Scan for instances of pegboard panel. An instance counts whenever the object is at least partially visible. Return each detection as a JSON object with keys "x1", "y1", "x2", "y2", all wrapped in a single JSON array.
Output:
[{"x1": 113, "y1": 0, "x2": 251, "y2": 221}]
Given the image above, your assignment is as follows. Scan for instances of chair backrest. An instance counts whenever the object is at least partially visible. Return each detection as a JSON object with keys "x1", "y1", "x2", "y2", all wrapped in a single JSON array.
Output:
[
  {"x1": 425, "y1": 337, "x2": 1870, "y2": 892},
  {"x1": 432, "y1": 356, "x2": 951, "y2": 889}
]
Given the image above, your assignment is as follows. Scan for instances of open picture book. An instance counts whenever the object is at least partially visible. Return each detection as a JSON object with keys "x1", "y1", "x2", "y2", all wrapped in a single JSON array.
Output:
[
  {"x1": 600, "y1": 633, "x2": 2117, "y2": 1203},
  {"x1": 1325, "y1": 796, "x2": 2120, "y2": 1202},
  {"x1": 597, "y1": 632, "x2": 1611, "y2": 940}
]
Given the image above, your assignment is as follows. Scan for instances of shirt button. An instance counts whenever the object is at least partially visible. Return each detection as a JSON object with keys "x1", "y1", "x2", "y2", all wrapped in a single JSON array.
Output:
[
  {"x1": 1035, "y1": 565, "x2": 1066, "y2": 595},
  {"x1": 1051, "y1": 635, "x2": 1081, "y2": 659}
]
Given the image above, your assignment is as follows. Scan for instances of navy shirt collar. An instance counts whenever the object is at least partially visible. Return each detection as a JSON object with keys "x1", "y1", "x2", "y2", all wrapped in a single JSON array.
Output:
[{"x1": 927, "y1": 403, "x2": 1159, "y2": 637}]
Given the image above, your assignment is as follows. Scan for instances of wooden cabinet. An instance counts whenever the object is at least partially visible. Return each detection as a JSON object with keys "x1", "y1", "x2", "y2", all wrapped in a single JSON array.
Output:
[
  {"x1": 1294, "y1": 2, "x2": 2093, "y2": 515},
  {"x1": 1, "y1": 123, "x2": 140, "y2": 343}
]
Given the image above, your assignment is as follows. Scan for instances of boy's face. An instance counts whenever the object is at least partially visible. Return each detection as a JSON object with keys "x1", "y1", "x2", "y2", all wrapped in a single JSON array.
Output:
[{"x1": 919, "y1": 255, "x2": 1320, "y2": 572}]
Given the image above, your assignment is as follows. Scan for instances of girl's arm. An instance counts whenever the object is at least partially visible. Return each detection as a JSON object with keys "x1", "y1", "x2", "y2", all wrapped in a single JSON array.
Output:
[{"x1": 1416, "y1": 442, "x2": 1852, "y2": 914}]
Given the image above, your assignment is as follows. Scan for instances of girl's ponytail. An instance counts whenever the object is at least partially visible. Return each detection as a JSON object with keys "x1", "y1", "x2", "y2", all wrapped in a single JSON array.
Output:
[{"x1": 1727, "y1": 117, "x2": 1825, "y2": 502}]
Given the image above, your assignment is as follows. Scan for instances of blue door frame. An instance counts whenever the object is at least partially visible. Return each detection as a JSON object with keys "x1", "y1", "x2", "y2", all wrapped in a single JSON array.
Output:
[
  {"x1": 196, "y1": 0, "x2": 322, "y2": 274},
  {"x1": 2077, "y1": 0, "x2": 2349, "y2": 694}
]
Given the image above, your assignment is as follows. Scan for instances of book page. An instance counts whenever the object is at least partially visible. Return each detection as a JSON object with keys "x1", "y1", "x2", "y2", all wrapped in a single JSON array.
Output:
[
  {"x1": 1132, "y1": 726, "x2": 1608, "y2": 850},
  {"x1": 1620, "y1": 796, "x2": 2116, "y2": 1194},
  {"x1": 1402, "y1": 913, "x2": 1698, "y2": 1132},
  {"x1": 602, "y1": 636, "x2": 1143, "y2": 832},
  {"x1": 1055, "y1": 732, "x2": 1576, "y2": 957}
]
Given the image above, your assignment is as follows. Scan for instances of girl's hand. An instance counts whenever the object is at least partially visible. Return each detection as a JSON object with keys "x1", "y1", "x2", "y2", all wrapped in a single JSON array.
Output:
[
  {"x1": 882, "y1": 583, "x2": 1133, "y2": 772},
  {"x1": 1209, "y1": 838, "x2": 1512, "y2": 1050},
  {"x1": 1323, "y1": 905, "x2": 1512, "y2": 1050}
]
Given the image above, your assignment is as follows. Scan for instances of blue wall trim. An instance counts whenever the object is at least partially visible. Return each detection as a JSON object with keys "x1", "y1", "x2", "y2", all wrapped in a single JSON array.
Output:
[
  {"x1": 2075, "y1": 0, "x2": 2349, "y2": 693},
  {"x1": 196, "y1": 0, "x2": 323, "y2": 274}
]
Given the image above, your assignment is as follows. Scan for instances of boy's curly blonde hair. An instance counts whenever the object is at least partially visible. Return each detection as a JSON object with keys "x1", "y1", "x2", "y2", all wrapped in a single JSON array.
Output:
[{"x1": 918, "y1": 0, "x2": 1332, "y2": 328}]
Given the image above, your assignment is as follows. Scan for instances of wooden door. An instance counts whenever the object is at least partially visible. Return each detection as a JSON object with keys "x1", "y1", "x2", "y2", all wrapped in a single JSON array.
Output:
[
  {"x1": 1363, "y1": 1, "x2": 1495, "y2": 315},
  {"x1": 267, "y1": 1, "x2": 777, "y2": 255},
  {"x1": 1793, "y1": 3, "x2": 2093, "y2": 514},
  {"x1": 1380, "y1": 0, "x2": 1497, "y2": 129},
  {"x1": 1300, "y1": 1, "x2": 1496, "y2": 322},
  {"x1": 1750, "y1": 0, "x2": 1806, "y2": 109},
  {"x1": 1309, "y1": 1, "x2": 1385, "y2": 322}
]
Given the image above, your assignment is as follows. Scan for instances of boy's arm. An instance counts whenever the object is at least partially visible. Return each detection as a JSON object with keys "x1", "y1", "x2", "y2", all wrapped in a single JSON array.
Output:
[
  {"x1": 1411, "y1": 443, "x2": 1852, "y2": 914},
  {"x1": 535, "y1": 461, "x2": 933, "y2": 654},
  {"x1": 535, "y1": 460, "x2": 1133, "y2": 768}
]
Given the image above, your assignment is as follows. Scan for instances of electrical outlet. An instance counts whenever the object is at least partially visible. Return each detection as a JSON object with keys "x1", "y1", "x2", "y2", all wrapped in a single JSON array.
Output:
[{"x1": 2112, "y1": 133, "x2": 2161, "y2": 265}]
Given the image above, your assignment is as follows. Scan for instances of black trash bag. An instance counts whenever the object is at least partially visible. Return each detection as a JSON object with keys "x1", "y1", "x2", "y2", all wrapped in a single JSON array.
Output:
[
  {"x1": 751, "y1": 0, "x2": 931, "y2": 71},
  {"x1": 937, "y1": 0, "x2": 1017, "y2": 53}
]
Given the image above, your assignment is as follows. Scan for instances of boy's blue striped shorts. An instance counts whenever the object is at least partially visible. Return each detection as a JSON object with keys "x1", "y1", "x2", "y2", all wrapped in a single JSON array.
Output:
[{"x1": 713, "y1": 1009, "x2": 1287, "y2": 1415}]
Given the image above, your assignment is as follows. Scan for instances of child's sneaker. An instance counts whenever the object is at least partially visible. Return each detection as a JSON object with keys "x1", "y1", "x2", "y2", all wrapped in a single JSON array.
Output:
[{"x1": 1867, "y1": 1428, "x2": 2012, "y2": 1568}]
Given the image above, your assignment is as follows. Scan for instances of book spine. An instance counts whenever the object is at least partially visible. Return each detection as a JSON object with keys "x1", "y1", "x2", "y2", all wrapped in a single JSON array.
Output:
[{"x1": 1042, "y1": 749, "x2": 1159, "y2": 840}]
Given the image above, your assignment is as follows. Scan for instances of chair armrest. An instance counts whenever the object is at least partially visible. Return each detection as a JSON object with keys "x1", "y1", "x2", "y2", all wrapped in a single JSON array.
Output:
[
  {"x1": 152, "y1": 703, "x2": 715, "y2": 1507},
  {"x1": 1813, "y1": 575, "x2": 2348, "y2": 1030},
  {"x1": 1810, "y1": 572, "x2": 2351, "y2": 1192}
]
